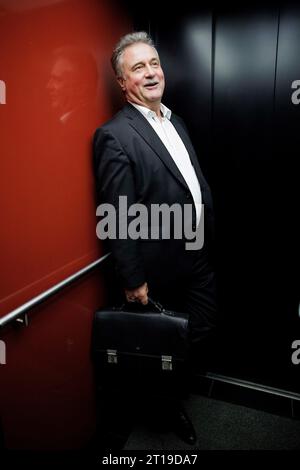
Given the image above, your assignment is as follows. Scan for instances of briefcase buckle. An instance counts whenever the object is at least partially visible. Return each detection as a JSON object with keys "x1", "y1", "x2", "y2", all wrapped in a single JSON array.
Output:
[
  {"x1": 107, "y1": 349, "x2": 118, "y2": 364},
  {"x1": 161, "y1": 355, "x2": 173, "y2": 371}
]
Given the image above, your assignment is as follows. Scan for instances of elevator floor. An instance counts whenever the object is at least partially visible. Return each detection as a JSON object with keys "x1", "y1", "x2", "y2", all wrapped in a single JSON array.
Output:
[{"x1": 124, "y1": 393, "x2": 300, "y2": 450}]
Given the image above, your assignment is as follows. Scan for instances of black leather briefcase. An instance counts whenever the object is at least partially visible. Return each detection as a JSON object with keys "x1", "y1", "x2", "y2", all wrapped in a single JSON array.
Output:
[{"x1": 91, "y1": 298, "x2": 190, "y2": 392}]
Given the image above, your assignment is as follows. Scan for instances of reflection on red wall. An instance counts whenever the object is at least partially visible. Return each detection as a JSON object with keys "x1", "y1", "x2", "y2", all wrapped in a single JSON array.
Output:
[{"x1": 0, "y1": 0, "x2": 131, "y2": 449}]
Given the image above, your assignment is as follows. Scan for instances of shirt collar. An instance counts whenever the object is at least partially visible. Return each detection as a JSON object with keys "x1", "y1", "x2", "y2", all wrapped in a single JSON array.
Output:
[{"x1": 128, "y1": 101, "x2": 172, "y2": 120}]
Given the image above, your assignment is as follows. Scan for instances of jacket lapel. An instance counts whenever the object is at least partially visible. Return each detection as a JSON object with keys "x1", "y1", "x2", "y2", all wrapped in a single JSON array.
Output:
[{"x1": 122, "y1": 103, "x2": 189, "y2": 191}]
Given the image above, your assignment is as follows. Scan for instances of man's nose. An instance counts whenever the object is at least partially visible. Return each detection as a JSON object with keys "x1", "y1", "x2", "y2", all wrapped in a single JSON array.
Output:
[{"x1": 145, "y1": 65, "x2": 155, "y2": 77}]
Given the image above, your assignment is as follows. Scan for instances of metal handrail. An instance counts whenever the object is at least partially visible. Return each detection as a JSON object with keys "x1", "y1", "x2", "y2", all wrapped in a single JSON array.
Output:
[
  {"x1": 204, "y1": 372, "x2": 300, "y2": 401},
  {"x1": 0, "y1": 252, "x2": 111, "y2": 328}
]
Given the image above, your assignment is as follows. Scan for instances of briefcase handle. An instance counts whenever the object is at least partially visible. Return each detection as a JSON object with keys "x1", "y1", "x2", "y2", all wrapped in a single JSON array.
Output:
[
  {"x1": 117, "y1": 296, "x2": 165, "y2": 314},
  {"x1": 147, "y1": 296, "x2": 165, "y2": 313}
]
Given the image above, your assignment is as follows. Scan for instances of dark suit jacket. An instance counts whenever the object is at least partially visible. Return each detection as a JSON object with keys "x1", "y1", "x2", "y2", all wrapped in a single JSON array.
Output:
[{"x1": 93, "y1": 102, "x2": 214, "y2": 290}]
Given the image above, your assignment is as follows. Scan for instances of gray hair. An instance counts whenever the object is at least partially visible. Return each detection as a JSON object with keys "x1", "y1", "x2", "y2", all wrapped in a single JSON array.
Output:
[{"x1": 111, "y1": 31, "x2": 156, "y2": 77}]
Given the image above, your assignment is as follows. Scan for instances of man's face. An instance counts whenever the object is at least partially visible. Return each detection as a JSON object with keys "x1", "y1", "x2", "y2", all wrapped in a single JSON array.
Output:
[
  {"x1": 47, "y1": 58, "x2": 76, "y2": 113},
  {"x1": 118, "y1": 43, "x2": 165, "y2": 109}
]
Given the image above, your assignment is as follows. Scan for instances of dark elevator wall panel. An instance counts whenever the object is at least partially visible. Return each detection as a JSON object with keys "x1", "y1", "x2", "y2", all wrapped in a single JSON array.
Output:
[
  {"x1": 214, "y1": 10, "x2": 278, "y2": 155},
  {"x1": 276, "y1": 5, "x2": 300, "y2": 130},
  {"x1": 153, "y1": 8, "x2": 283, "y2": 381},
  {"x1": 274, "y1": 5, "x2": 300, "y2": 336},
  {"x1": 131, "y1": 3, "x2": 298, "y2": 389},
  {"x1": 211, "y1": 7, "x2": 297, "y2": 385},
  {"x1": 213, "y1": 10, "x2": 280, "y2": 328}
]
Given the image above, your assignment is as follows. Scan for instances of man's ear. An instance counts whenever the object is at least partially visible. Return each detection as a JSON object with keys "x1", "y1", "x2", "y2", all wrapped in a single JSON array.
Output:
[{"x1": 117, "y1": 76, "x2": 126, "y2": 92}]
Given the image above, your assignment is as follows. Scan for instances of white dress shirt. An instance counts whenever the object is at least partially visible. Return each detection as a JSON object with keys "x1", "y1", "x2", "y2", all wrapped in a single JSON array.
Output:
[{"x1": 129, "y1": 101, "x2": 202, "y2": 226}]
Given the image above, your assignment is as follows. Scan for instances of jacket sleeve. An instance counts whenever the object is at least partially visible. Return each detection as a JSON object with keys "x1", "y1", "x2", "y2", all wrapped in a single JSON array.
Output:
[{"x1": 93, "y1": 127, "x2": 146, "y2": 289}]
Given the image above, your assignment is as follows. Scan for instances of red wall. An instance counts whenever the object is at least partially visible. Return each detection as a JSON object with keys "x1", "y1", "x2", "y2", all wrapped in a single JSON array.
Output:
[{"x1": 0, "y1": 0, "x2": 131, "y2": 449}]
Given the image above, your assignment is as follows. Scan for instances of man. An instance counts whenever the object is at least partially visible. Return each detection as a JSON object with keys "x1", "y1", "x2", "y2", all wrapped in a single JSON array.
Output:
[{"x1": 93, "y1": 32, "x2": 217, "y2": 446}]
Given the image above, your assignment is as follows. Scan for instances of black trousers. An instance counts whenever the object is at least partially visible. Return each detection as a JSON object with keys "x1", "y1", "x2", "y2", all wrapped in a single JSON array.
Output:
[{"x1": 148, "y1": 246, "x2": 217, "y2": 372}]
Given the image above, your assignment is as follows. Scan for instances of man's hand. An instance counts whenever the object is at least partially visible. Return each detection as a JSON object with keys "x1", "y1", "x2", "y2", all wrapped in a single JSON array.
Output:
[{"x1": 125, "y1": 282, "x2": 148, "y2": 305}]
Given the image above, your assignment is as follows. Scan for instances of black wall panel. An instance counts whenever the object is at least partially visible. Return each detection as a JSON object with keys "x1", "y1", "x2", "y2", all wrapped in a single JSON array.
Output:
[
  {"x1": 129, "y1": 2, "x2": 299, "y2": 390},
  {"x1": 273, "y1": 4, "x2": 300, "y2": 389},
  {"x1": 212, "y1": 8, "x2": 281, "y2": 383}
]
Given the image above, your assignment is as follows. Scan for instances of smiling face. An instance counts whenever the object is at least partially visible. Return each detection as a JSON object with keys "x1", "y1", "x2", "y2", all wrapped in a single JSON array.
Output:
[{"x1": 117, "y1": 42, "x2": 165, "y2": 114}]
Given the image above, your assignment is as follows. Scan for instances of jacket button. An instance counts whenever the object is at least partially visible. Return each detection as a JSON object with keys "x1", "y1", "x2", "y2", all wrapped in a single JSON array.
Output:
[{"x1": 186, "y1": 193, "x2": 191, "y2": 199}]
